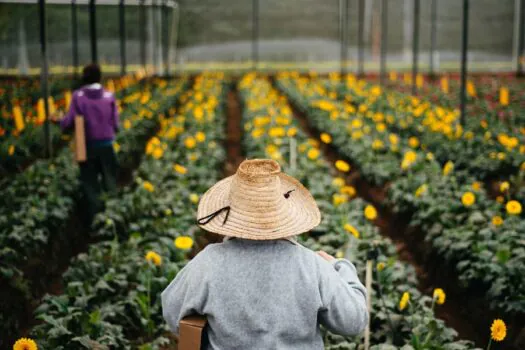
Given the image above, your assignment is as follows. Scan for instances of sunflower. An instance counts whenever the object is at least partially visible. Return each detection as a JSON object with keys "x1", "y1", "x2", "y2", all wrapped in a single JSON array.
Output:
[
  {"x1": 143, "y1": 181, "x2": 155, "y2": 192},
  {"x1": 287, "y1": 127, "x2": 297, "y2": 137},
  {"x1": 13, "y1": 338, "x2": 38, "y2": 350},
  {"x1": 399, "y1": 292, "x2": 410, "y2": 311},
  {"x1": 152, "y1": 147, "x2": 164, "y2": 159},
  {"x1": 443, "y1": 161, "x2": 454, "y2": 176},
  {"x1": 184, "y1": 137, "x2": 197, "y2": 149},
  {"x1": 190, "y1": 193, "x2": 199, "y2": 204},
  {"x1": 408, "y1": 137, "x2": 420, "y2": 148},
  {"x1": 492, "y1": 216, "x2": 504, "y2": 227},
  {"x1": 506, "y1": 200, "x2": 522, "y2": 215},
  {"x1": 195, "y1": 131, "x2": 206, "y2": 143},
  {"x1": 461, "y1": 192, "x2": 476, "y2": 207},
  {"x1": 335, "y1": 160, "x2": 351, "y2": 172},
  {"x1": 364, "y1": 205, "x2": 378, "y2": 221},
  {"x1": 175, "y1": 236, "x2": 194, "y2": 250},
  {"x1": 415, "y1": 184, "x2": 428, "y2": 198},
  {"x1": 320, "y1": 133, "x2": 332, "y2": 144},
  {"x1": 490, "y1": 319, "x2": 506, "y2": 342},
  {"x1": 340, "y1": 186, "x2": 356, "y2": 197},
  {"x1": 173, "y1": 164, "x2": 188, "y2": 175},
  {"x1": 8, "y1": 145, "x2": 15, "y2": 156},
  {"x1": 471, "y1": 181, "x2": 482, "y2": 191},
  {"x1": 500, "y1": 181, "x2": 510, "y2": 193},
  {"x1": 376, "y1": 262, "x2": 386, "y2": 272},
  {"x1": 307, "y1": 148, "x2": 320, "y2": 160},
  {"x1": 344, "y1": 223, "x2": 360, "y2": 239},
  {"x1": 433, "y1": 288, "x2": 446, "y2": 305},
  {"x1": 332, "y1": 177, "x2": 345, "y2": 187},
  {"x1": 145, "y1": 251, "x2": 162, "y2": 266},
  {"x1": 332, "y1": 194, "x2": 349, "y2": 207}
]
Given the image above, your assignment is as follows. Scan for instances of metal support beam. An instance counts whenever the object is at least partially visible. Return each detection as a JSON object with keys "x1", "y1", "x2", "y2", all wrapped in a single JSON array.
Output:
[
  {"x1": 429, "y1": 0, "x2": 437, "y2": 78},
  {"x1": 380, "y1": 0, "x2": 387, "y2": 86},
  {"x1": 39, "y1": 0, "x2": 51, "y2": 157},
  {"x1": 516, "y1": 0, "x2": 525, "y2": 77},
  {"x1": 252, "y1": 0, "x2": 259, "y2": 70},
  {"x1": 460, "y1": 0, "x2": 469, "y2": 126},
  {"x1": 411, "y1": 0, "x2": 420, "y2": 95},
  {"x1": 140, "y1": 0, "x2": 146, "y2": 70},
  {"x1": 71, "y1": 0, "x2": 79, "y2": 81},
  {"x1": 89, "y1": 0, "x2": 97, "y2": 63},
  {"x1": 339, "y1": 0, "x2": 348, "y2": 76},
  {"x1": 119, "y1": 0, "x2": 126, "y2": 75},
  {"x1": 162, "y1": 0, "x2": 169, "y2": 76},
  {"x1": 357, "y1": 0, "x2": 365, "y2": 77}
]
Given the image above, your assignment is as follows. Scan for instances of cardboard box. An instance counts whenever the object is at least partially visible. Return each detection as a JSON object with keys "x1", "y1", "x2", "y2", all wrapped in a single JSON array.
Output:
[
  {"x1": 179, "y1": 316, "x2": 208, "y2": 350},
  {"x1": 74, "y1": 115, "x2": 87, "y2": 163}
]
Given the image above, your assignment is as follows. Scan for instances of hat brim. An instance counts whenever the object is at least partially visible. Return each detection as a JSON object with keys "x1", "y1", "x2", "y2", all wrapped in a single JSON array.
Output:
[{"x1": 197, "y1": 173, "x2": 321, "y2": 240}]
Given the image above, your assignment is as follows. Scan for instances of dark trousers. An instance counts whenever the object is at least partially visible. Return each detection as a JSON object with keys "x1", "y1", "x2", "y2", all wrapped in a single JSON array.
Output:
[{"x1": 79, "y1": 145, "x2": 118, "y2": 226}]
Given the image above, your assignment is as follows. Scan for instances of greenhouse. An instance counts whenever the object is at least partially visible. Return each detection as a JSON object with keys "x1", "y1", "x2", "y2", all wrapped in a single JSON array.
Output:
[{"x1": 1, "y1": 0, "x2": 525, "y2": 349}]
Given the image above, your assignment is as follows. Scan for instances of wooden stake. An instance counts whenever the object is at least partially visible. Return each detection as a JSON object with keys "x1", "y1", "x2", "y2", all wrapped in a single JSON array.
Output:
[{"x1": 364, "y1": 259, "x2": 373, "y2": 350}]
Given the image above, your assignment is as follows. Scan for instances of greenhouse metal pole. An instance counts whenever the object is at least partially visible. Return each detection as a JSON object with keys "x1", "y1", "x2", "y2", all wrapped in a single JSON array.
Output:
[
  {"x1": 339, "y1": 0, "x2": 348, "y2": 76},
  {"x1": 357, "y1": 0, "x2": 365, "y2": 77},
  {"x1": 140, "y1": 0, "x2": 146, "y2": 71},
  {"x1": 429, "y1": 0, "x2": 437, "y2": 78},
  {"x1": 516, "y1": 0, "x2": 525, "y2": 78},
  {"x1": 162, "y1": 0, "x2": 169, "y2": 76},
  {"x1": 71, "y1": 0, "x2": 79, "y2": 80},
  {"x1": 252, "y1": 0, "x2": 259, "y2": 70},
  {"x1": 380, "y1": 0, "x2": 387, "y2": 86},
  {"x1": 411, "y1": 0, "x2": 420, "y2": 95},
  {"x1": 460, "y1": 0, "x2": 469, "y2": 126},
  {"x1": 119, "y1": 0, "x2": 126, "y2": 76},
  {"x1": 89, "y1": 0, "x2": 97, "y2": 63},
  {"x1": 39, "y1": 0, "x2": 51, "y2": 157}
]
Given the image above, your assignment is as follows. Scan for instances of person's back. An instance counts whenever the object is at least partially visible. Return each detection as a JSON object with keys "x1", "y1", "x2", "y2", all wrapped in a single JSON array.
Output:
[
  {"x1": 57, "y1": 64, "x2": 119, "y2": 225},
  {"x1": 162, "y1": 238, "x2": 368, "y2": 350}
]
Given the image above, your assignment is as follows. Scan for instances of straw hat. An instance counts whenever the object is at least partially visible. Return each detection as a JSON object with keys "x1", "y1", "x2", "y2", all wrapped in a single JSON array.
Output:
[{"x1": 197, "y1": 159, "x2": 321, "y2": 240}]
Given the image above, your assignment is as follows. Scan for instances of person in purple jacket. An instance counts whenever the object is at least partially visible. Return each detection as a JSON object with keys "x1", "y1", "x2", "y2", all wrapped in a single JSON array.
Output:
[{"x1": 58, "y1": 64, "x2": 119, "y2": 225}]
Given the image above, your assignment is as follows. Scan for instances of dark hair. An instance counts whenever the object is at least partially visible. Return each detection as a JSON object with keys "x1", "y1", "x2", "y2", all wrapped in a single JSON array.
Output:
[{"x1": 82, "y1": 64, "x2": 102, "y2": 85}]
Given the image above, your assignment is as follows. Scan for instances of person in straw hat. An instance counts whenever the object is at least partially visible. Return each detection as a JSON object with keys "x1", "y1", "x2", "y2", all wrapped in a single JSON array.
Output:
[{"x1": 161, "y1": 159, "x2": 368, "y2": 349}]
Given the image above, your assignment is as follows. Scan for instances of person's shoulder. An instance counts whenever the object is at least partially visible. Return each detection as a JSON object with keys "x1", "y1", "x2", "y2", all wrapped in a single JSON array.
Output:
[
  {"x1": 73, "y1": 88, "x2": 85, "y2": 98},
  {"x1": 102, "y1": 89, "x2": 115, "y2": 100}
]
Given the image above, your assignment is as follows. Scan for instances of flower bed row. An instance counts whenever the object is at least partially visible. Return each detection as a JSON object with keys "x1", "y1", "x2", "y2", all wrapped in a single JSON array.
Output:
[
  {"x1": 29, "y1": 73, "x2": 227, "y2": 349},
  {"x1": 0, "y1": 77, "x2": 189, "y2": 349},
  {"x1": 319, "y1": 74, "x2": 525, "y2": 181},
  {"x1": 239, "y1": 73, "x2": 477, "y2": 349},
  {"x1": 275, "y1": 74, "x2": 524, "y2": 341}
]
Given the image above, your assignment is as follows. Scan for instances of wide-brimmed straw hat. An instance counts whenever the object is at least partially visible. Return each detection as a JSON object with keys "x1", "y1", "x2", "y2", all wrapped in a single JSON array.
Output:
[{"x1": 196, "y1": 159, "x2": 321, "y2": 240}]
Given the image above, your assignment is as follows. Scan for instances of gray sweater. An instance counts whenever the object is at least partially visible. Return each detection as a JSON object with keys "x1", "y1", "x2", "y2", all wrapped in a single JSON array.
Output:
[{"x1": 161, "y1": 238, "x2": 368, "y2": 349}]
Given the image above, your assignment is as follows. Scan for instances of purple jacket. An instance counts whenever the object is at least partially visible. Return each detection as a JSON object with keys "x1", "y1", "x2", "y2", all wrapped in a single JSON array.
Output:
[{"x1": 61, "y1": 85, "x2": 119, "y2": 142}]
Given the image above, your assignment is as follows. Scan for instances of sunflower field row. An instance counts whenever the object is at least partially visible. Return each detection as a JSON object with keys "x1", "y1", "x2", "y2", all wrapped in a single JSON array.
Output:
[
  {"x1": 238, "y1": 73, "x2": 476, "y2": 349},
  {"x1": 388, "y1": 73, "x2": 525, "y2": 124},
  {"x1": 0, "y1": 77, "x2": 189, "y2": 349},
  {"x1": 29, "y1": 73, "x2": 227, "y2": 350},
  {"x1": 321, "y1": 75, "x2": 525, "y2": 181},
  {"x1": 275, "y1": 74, "x2": 524, "y2": 333}
]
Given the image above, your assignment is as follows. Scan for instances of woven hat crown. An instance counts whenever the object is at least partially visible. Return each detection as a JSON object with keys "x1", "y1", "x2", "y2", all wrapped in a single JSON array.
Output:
[{"x1": 197, "y1": 158, "x2": 321, "y2": 240}]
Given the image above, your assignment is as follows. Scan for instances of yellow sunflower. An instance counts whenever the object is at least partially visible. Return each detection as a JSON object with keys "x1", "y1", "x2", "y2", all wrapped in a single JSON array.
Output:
[
  {"x1": 364, "y1": 205, "x2": 378, "y2": 221},
  {"x1": 506, "y1": 200, "x2": 522, "y2": 215},
  {"x1": 335, "y1": 160, "x2": 351, "y2": 172},
  {"x1": 433, "y1": 288, "x2": 446, "y2": 305},
  {"x1": 461, "y1": 192, "x2": 476, "y2": 207},
  {"x1": 320, "y1": 133, "x2": 332, "y2": 144},
  {"x1": 492, "y1": 216, "x2": 504, "y2": 227},
  {"x1": 344, "y1": 223, "x2": 360, "y2": 239},
  {"x1": 143, "y1": 181, "x2": 155, "y2": 192},
  {"x1": 399, "y1": 292, "x2": 410, "y2": 311},
  {"x1": 145, "y1": 251, "x2": 162, "y2": 266},
  {"x1": 307, "y1": 148, "x2": 320, "y2": 160},
  {"x1": 13, "y1": 338, "x2": 38, "y2": 350},
  {"x1": 174, "y1": 236, "x2": 194, "y2": 250},
  {"x1": 490, "y1": 319, "x2": 506, "y2": 342}
]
